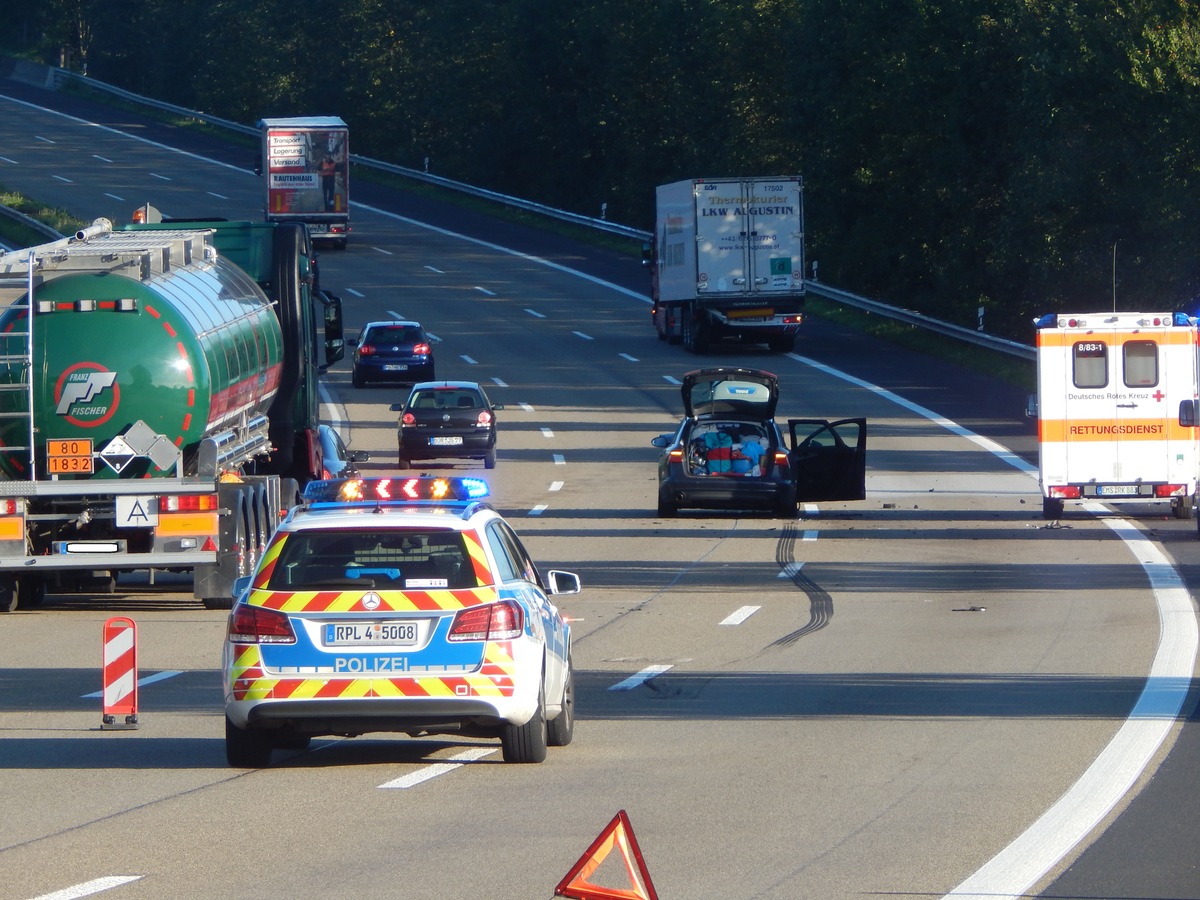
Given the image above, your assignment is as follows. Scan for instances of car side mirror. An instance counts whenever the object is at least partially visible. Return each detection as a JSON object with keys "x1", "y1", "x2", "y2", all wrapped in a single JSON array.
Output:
[
  {"x1": 232, "y1": 574, "x2": 253, "y2": 603},
  {"x1": 491, "y1": 403, "x2": 505, "y2": 411},
  {"x1": 651, "y1": 434, "x2": 672, "y2": 448},
  {"x1": 389, "y1": 403, "x2": 403, "y2": 412},
  {"x1": 547, "y1": 570, "x2": 581, "y2": 595},
  {"x1": 1025, "y1": 393, "x2": 1038, "y2": 419}
]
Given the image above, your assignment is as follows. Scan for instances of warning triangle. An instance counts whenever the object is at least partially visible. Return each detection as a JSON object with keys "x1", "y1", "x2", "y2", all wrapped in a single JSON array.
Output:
[{"x1": 555, "y1": 810, "x2": 659, "y2": 900}]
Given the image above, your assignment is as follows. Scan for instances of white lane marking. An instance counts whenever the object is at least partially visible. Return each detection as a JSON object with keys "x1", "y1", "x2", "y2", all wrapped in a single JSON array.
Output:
[
  {"x1": 620, "y1": 353, "x2": 639, "y2": 362},
  {"x1": 461, "y1": 355, "x2": 478, "y2": 365},
  {"x1": 206, "y1": 191, "x2": 228, "y2": 199},
  {"x1": 778, "y1": 562, "x2": 803, "y2": 579},
  {"x1": 549, "y1": 481, "x2": 564, "y2": 492},
  {"x1": 803, "y1": 504, "x2": 820, "y2": 516},
  {"x1": 720, "y1": 606, "x2": 760, "y2": 626},
  {"x1": 0, "y1": 155, "x2": 18, "y2": 164},
  {"x1": 609, "y1": 664, "x2": 673, "y2": 691},
  {"x1": 150, "y1": 172, "x2": 170, "y2": 181},
  {"x1": 29, "y1": 875, "x2": 142, "y2": 899},
  {"x1": 781, "y1": 354, "x2": 1198, "y2": 899},
  {"x1": 541, "y1": 428, "x2": 554, "y2": 438},
  {"x1": 424, "y1": 265, "x2": 444, "y2": 273},
  {"x1": 35, "y1": 135, "x2": 54, "y2": 143},
  {"x1": 93, "y1": 155, "x2": 112, "y2": 163},
  {"x1": 573, "y1": 331, "x2": 594, "y2": 340},
  {"x1": 53, "y1": 174, "x2": 72, "y2": 183},
  {"x1": 377, "y1": 748, "x2": 496, "y2": 789},
  {"x1": 528, "y1": 504, "x2": 548, "y2": 516},
  {"x1": 664, "y1": 375, "x2": 681, "y2": 385},
  {"x1": 802, "y1": 530, "x2": 818, "y2": 541},
  {"x1": 525, "y1": 308, "x2": 546, "y2": 318},
  {"x1": 345, "y1": 287, "x2": 364, "y2": 297},
  {"x1": 475, "y1": 286, "x2": 495, "y2": 295},
  {"x1": 553, "y1": 454, "x2": 565, "y2": 465},
  {"x1": 519, "y1": 402, "x2": 534, "y2": 412},
  {"x1": 80, "y1": 670, "x2": 182, "y2": 699},
  {"x1": 491, "y1": 377, "x2": 508, "y2": 387},
  {"x1": 373, "y1": 246, "x2": 393, "y2": 255},
  {"x1": 103, "y1": 192, "x2": 123, "y2": 202},
  {"x1": 387, "y1": 309, "x2": 407, "y2": 319}
]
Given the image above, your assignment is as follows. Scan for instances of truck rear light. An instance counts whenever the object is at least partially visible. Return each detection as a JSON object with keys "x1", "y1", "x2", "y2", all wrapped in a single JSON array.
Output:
[
  {"x1": 160, "y1": 495, "x2": 217, "y2": 512},
  {"x1": 1048, "y1": 486, "x2": 1081, "y2": 499},
  {"x1": 228, "y1": 605, "x2": 296, "y2": 644},
  {"x1": 1155, "y1": 484, "x2": 1187, "y2": 498},
  {"x1": 447, "y1": 600, "x2": 523, "y2": 642},
  {"x1": 0, "y1": 499, "x2": 22, "y2": 515}
]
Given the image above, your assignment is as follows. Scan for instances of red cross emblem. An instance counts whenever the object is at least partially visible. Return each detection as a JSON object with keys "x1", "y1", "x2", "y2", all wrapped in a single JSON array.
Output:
[{"x1": 1153, "y1": 390, "x2": 1166, "y2": 402}]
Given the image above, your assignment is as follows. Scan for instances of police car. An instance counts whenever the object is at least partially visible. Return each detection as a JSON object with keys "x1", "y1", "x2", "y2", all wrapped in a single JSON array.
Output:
[{"x1": 222, "y1": 476, "x2": 578, "y2": 767}]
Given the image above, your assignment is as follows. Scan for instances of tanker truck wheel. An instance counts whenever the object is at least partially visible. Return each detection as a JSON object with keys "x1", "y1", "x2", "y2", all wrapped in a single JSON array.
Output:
[{"x1": 0, "y1": 577, "x2": 16, "y2": 613}]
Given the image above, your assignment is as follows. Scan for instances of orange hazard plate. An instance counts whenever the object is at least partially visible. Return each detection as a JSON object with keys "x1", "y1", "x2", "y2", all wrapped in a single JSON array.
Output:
[
  {"x1": 155, "y1": 512, "x2": 219, "y2": 537},
  {"x1": 0, "y1": 517, "x2": 23, "y2": 541},
  {"x1": 726, "y1": 307, "x2": 773, "y2": 319}
]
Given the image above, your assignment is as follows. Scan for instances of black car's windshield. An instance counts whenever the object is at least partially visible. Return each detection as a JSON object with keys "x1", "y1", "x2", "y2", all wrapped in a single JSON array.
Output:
[{"x1": 267, "y1": 529, "x2": 480, "y2": 590}]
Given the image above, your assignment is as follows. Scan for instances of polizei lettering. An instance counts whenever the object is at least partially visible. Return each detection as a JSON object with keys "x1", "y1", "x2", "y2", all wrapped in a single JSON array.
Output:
[{"x1": 334, "y1": 656, "x2": 410, "y2": 673}]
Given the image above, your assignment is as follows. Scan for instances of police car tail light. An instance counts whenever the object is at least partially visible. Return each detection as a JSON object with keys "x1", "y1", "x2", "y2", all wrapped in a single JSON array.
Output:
[
  {"x1": 447, "y1": 600, "x2": 523, "y2": 642},
  {"x1": 228, "y1": 604, "x2": 296, "y2": 644}
]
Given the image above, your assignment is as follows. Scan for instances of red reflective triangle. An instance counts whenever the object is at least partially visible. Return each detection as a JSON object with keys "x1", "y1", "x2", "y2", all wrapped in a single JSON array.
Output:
[{"x1": 555, "y1": 810, "x2": 659, "y2": 900}]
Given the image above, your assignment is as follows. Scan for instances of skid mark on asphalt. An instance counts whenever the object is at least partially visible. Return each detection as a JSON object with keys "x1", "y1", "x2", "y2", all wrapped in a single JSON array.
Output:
[{"x1": 771, "y1": 523, "x2": 833, "y2": 647}]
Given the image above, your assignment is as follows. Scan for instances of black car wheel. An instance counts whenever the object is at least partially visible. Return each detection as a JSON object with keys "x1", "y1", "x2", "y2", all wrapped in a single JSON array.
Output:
[
  {"x1": 657, "y1": 496, "x2": 677, "y2": 517},
  {"x1": 484, "y1": 449, "x2": 497, "y2": 469},
  {"x1": 501, "y1": 681, "x2": 548, "y2": 763},
  {"x1": 547, "y1": 656, "x2": 575, "y2": 747},
  {"x1": 352, "y1": 368, "x2": 365, "y2": 388},
  {"x1": 226, "y1": 715, "x2": 273, "y2": 768},
  {"x1": 397, "y1": 454, "x2": 410, "y2": 470}
]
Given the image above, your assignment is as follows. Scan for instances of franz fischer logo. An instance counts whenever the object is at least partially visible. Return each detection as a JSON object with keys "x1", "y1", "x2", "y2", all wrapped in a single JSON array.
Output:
[{"x1": 55, "y1": 366, "x2": 119, "y2": 426}]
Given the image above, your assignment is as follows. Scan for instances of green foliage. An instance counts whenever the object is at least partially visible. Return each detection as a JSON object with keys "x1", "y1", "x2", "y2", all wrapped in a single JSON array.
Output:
[{"x1": 6, "y1": 0, "x2": 1200, "y2": 343}]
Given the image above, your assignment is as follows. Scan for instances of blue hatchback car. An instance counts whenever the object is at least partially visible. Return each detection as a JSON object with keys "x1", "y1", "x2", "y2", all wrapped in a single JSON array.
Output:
[{"x1": 351, "y1": 320, "x2": 436, "y2": 387}]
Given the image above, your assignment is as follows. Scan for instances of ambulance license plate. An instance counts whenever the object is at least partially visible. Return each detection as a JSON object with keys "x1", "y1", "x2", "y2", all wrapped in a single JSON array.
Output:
[
  {"x1": 324, "y1": 622, "x2": 418, "y2": 646},
  {"x1": 1096, "y1": 485, "x2": 1139, "y2": 496}
]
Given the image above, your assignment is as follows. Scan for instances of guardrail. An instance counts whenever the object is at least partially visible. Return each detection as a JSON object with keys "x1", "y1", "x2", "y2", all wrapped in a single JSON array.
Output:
[{"x1": 6, "y1": 60, "x2": 1038, "y2": 360}]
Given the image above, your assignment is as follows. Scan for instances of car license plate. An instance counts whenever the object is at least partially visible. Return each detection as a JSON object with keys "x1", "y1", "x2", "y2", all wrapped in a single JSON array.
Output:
[
  {"x1": 430, "y1": 436, "x2": 463, "y2": 446},
  {"x1": 324, "y1": 622, "x2": 418, "y2": 646},
  {"x1": 1096, "y1": 485, "x2": 1140, "y2": 496},
  {"x1": 383, "y1": 364, "x2": 409, "y2": 371}
]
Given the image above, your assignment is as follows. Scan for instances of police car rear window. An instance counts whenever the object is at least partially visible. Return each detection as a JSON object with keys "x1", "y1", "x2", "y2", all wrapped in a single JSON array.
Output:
[{"x1": 268, "y1": 529, "x2": 478, "y2": 590}]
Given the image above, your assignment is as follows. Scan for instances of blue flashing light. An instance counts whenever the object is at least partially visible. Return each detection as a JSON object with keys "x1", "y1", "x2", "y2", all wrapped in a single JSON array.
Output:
[
  {"x1": 1174, "y1": 312, "x2": 1193, "y2": 326},
  {"x1": 303, "y1": 476, "x2": 490, "y2": 505},
  {"x1": 1033, "y1": 313, "x2": 1057, "y2": 329}
]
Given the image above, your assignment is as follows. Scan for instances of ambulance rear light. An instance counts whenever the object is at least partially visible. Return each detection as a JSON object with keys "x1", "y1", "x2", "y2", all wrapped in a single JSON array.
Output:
[
  {"x1": 228, "y1": 604, "x2": 296, "y2": 644},
  {"x1": 1155, "y1": 484, "x2": 1188, "y2": 499},
  {"x1": 1048, "y1": 486, "x2": 1081, "y2": 499}
]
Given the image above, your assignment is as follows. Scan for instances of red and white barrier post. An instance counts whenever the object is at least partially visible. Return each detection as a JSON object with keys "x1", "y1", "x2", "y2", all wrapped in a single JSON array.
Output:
[{"x1": 101, "y1": 616, "x2": 139, "y2": 729}]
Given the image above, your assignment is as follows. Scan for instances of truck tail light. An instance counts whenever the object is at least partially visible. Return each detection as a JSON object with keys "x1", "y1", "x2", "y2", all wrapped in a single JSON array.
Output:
[
  {"x1": 228, "y1": 605, "x2": 296, "y2": 644},
  {"x1": 1155, "y1": 484, "x2": 1187, "y2": 498},
  {"x1": 1048, "y1": 485, "x2": 1081, "y2": 499},
  {"x1": 160, "y1": 495, "x2": 217, "y2": 512},
  {"x1": 447, "y1": 600, "x2": 523, "y2": 642}
]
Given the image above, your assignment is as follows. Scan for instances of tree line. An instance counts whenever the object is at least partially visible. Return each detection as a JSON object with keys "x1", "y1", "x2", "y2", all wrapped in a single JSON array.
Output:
[{"x1": 8, "y1": 0, "x2": 1200, "y2": 341}]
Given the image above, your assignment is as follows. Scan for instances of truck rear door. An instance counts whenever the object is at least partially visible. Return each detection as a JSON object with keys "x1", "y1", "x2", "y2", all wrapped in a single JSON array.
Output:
[
  {"x1": 787, "y1": 418, "x2": 867, "y2": 502},
  {"x1": 745, "y1": 178, "x2": 804, "y2": 296}
]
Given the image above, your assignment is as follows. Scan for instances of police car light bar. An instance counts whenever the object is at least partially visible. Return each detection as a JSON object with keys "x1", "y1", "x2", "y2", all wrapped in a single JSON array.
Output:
[{"x1": 303, "y1": 476, "x2": 490, "y2": 505}]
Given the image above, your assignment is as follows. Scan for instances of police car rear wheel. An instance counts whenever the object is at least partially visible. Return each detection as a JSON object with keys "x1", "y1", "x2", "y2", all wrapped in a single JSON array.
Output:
[
  {"x1": 225, "y1": 715, "x2": 274, "y2": 768},
  {"x1": 501, "y1": 682, "x2": 548, "y2": 763}
]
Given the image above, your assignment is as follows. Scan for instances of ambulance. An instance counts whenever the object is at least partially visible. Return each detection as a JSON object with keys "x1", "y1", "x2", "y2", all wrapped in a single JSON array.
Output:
[{"x1": 1029, "y1": 311, "x2": 1200, "y2": 520}]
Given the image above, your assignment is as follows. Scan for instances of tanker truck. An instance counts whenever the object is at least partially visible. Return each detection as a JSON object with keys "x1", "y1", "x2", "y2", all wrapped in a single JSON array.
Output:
[{"x1": 0, "y1": 217, "x2": 344, "y2": 611}]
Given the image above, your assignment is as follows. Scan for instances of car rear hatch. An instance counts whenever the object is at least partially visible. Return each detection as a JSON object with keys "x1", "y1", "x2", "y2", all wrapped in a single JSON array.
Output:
[{"x1": 682, "y1": 367, "x2": 779, "y2": 419}]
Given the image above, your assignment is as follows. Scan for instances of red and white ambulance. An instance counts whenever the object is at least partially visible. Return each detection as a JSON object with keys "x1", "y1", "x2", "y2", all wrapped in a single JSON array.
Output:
[{"x1": 1030, "y1": 311, "x2": 1200, "y2": 520}]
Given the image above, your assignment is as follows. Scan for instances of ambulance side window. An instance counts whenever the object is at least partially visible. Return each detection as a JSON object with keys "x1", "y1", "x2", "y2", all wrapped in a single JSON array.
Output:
[
  {"x1": 1123, "y1": 340, "x2": 1158, "y2": 387},
  {"x1": 1073, "y1": 341, "x2": 1107, "y2": 388}
]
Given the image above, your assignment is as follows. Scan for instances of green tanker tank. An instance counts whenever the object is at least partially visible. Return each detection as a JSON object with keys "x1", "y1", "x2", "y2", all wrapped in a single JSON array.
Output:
[{"x1": 0, "y1": 227, "x2": 284, "y2": 479}]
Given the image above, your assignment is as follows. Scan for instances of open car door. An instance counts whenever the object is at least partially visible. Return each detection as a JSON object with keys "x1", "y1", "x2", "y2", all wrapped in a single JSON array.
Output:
[{"x1": 787, "y1": 418, "x2": 867, "y2": 502}]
